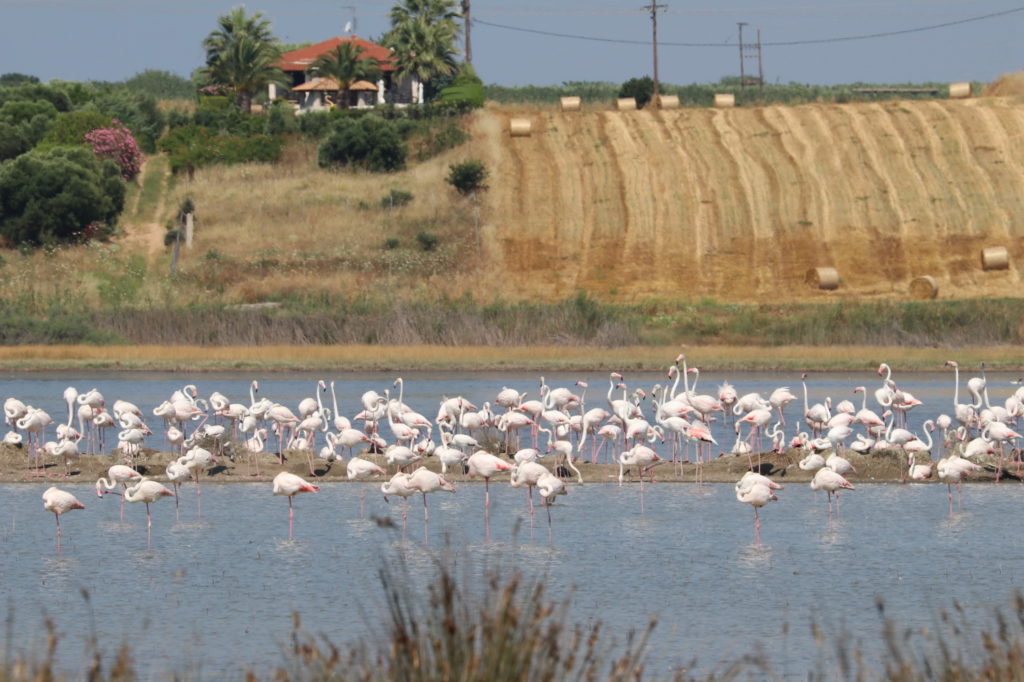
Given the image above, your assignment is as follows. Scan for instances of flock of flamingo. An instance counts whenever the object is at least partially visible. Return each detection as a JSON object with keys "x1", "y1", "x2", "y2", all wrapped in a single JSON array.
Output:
[{"x1": 14, "y1": 355, "x2": 1024, "y2": 550}]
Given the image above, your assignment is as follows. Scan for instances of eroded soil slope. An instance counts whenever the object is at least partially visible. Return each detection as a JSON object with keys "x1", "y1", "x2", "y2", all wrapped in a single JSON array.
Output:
[{"x1": 475, "y1": 98, "x2": 1024, "y2": 302}]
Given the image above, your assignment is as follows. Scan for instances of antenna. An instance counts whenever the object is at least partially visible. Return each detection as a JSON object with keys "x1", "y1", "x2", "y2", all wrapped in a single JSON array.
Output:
[{"x1": 341, "y1": 5, "x2": 357, "y2": 35}]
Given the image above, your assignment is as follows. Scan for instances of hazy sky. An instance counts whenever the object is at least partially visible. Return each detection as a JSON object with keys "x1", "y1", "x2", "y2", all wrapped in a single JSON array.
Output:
[{"x1": 0, "y1": 0, "x2": 1021, "y2": 87}]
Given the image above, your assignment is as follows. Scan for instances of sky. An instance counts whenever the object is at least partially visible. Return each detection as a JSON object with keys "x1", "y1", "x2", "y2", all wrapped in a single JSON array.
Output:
[{"x1": 0, "y1": 0, "x2": 1021, "y2": 87}]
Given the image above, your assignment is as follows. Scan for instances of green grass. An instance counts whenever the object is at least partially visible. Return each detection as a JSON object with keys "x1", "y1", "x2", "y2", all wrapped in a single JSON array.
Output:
[{"x1": 131, "y1": 154, "x2": 168, "y2": 223}]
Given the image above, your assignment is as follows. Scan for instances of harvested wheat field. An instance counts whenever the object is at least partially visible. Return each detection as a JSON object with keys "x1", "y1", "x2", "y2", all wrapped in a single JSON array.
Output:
[{"x1": 474, "y1": 94, "x2": 1024, "y2": 303}]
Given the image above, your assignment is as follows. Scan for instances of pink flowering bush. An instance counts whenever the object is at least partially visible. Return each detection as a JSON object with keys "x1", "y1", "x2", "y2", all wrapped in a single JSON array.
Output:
[{"x1": 84, "y1": 120, "x2": 144, "y2": 181}]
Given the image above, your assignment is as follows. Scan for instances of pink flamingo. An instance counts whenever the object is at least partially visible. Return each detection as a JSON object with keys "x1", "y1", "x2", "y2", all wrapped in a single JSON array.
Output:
[
  {"x1": 735, "y1": 472, "x2": 781, "y2": 547},
  {"x1": 405, "y1": 466, "x2": 455, "y2": 523},
  {"x1": 810, "y1": 468, "x2": 854, "y2": 529},
  {"x1": 42, "y1": 486, "x2": 84, "y2": 553},
  {"x1": 272, "y1": 471, "x2": 319, "y2": 539},
  {"x1": 95, "y1": 464, "x2": 143, "y2": 521},
  {"x1": 124, "y1": 478, "x2": 174, "y2": 548}
]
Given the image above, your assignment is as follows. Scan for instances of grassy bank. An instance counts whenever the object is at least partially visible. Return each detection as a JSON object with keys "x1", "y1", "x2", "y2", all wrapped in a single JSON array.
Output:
[
  {"x1": 0, "y1": 297, "x2": 1022, "y2": 349},
  {"x1": 0, "y1": 343, "x2": 1017, "y2": 371}
]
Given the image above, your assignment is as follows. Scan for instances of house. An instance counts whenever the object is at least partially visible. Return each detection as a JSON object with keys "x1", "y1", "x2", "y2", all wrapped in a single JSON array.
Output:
[{"x1": 270, "y1": 36, "x2": 423, "y2": 111}]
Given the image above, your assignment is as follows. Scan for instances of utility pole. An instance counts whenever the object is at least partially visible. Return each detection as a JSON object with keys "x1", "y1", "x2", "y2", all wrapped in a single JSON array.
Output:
[
  {"x1": 462, "y1": 0, "x2": 472, "y2": 63},
  {"x1": 644, "y1": 2, "x2": 667, "y2": 103},
  {"x1": 737, "y1": 22, "x2": 747, "y2": 88}
]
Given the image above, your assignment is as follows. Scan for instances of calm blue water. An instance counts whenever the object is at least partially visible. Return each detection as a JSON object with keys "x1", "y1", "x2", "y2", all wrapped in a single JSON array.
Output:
[{"x1": 2, "y1": 370, "x2": 1022, "y2": 679}]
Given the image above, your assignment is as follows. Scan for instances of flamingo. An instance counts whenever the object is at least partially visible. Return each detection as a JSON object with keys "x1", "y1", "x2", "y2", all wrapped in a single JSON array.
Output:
[
  {"x1": 42, "y1": 486, "x2": 84, "y2": 552},
  {"x1": 124, "y1": 478, "x2": 174, "y2": 548},
  {"x1": 272, "y1": 471, "x2": 319, "y2": 539},
  {"x1": 405, "y1": 467, "x2": 455, "y2": 523},
  {"x1": 165, "y1": 459, "x2": 191, "y2": 521},
  {"x1": 347, "y1": 456, "x2": 386, "y2": 518},
  {"x1": 467, "y1": 450, "x2": 511, "y2": 511},
  {"x1": 936, "y1": 454, "x2": 981, "y2": 515},
  {"x1": 735, "y1": 473, "x2": 781, "y2": 547},
  {"x1": 536, "y1": 471, "x2": 566, "y2": 534},
  {"x1": 907, "y1": 452, "x2": 933, "y2": 481},
  {"x1": 95, "y1": 464, "x2": 143, "y2": 521},
  {"x1": 510, "y1": 461, "x2": 550, "y2": 514},
  {"x1": 381, "y1": 471, "x2": 416, "y2": 538},
  {"x1": 810, "y1": 468, "x2": 854, "y2": 527}
]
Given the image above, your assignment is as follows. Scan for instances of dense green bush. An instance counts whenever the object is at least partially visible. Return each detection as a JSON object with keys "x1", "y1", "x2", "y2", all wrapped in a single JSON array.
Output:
[
  {"x1": 158, "y1": 125, "x2": 284, "y2": 175},
  {"x1": 446, "y1": 159, "x2": 487, "y2": 196},
  {"x1": 381, "y1": 188, "x2": 413, "y2": 208},
  {"x1": 264, "y1": 100, "x2": 297, "y2": 135},
  {"x1": 0, "y1": 73, "x2": 39, "y2": 87},
  {"x1": 317, "y1": 116, "x2": 406, "y2": 172},
  {"x1": 0, "y1": 99, "x2": 58, "y2": 161},
  {"x1": 619, "y1": 76, "x2": 654, "y2": 109},
  {"x1": 0, "y1": 83, "x2": 72, "y2": 113},
  {"x1": 0, "y1": 146, "x2": 125, "y2": 246},
  {"x1": 90, "y1": 89, "x2": 165, "y2": 153},
  {"x1": 37, "y1": 109, "x2": 112, "y2": 149},
  {"x1": 438, "y1": 63, "x2": 485, "y2": 108},
  {"x1": 123, "y1": 69, "x2": 195, "y2": 100}
]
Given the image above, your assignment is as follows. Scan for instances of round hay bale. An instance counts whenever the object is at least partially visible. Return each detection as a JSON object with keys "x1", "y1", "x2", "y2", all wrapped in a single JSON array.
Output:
[
  {"x1": 560, "y1": 96, "x2": 581, "y2": 112},
  {"x1": 909, "y1": 275, "x2": 938, "y2": 300},
  {"x1": 509, "y1": 118, "x2": 532, "y2": 137},
  {"x1": 948, "y1": 82, "x2": 972, "y2": 99},
  {"x1": 713, "y1": 93, "x2": 736, "y2": 108},
  {"x1": 805, "y1": 266, "x2": 839, "y2": 290},
  {"x1": 981, "y1": 246, "x2": 1009, "y2": 270},
  {"x1": 657, "y1": 94, "x2": 680, "y2": 109},
  {"x1": 615, "y1": 97, "x2": 637, "y2": 111}
]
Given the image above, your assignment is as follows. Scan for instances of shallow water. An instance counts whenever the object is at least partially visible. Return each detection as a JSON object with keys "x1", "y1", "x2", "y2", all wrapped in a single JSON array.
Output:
[
  {"x1": 7, "y1": 479, "x2": 1024, "y2": 679},
  {"x1": 2, "y1": 369, "x2": 1021, "y2": 678}
]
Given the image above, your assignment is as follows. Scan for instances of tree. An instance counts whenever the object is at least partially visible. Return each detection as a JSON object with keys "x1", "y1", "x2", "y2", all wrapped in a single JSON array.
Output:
[
  {"x1": 201, "y1": 7, "x2": 285, "y2": 113},
  {"x1": 310, "y1": 42, "x2": 381, "y2": 109},
  {"x1": 318, "y1": 117, "x2": 406, "y2": 172},
  {"x1": 446, "y1": 159, "x2": 487, "y2": 195},
  {"x1": 0, "y1": 146, "x2": 125, "y2": 246},
  {"x1": 384, "y1": 0, "x2": 461, "y2": 103},
  {"x1": 123, "y1": 69, "x2": 195, "y2": 100},
  {"x1": 619, "y1": 76, "x2": 654, "y2": 109},
  {"x1": 0, "y1": 73, "x2": 40, "y2": 87}
]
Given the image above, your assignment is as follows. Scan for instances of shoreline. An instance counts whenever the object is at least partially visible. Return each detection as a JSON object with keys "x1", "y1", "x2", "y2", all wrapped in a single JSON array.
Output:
[
  {"x1": 0, "y1": 344, "x2": 1020, "y2": 372},
  {"x1": 1, "y1": 445, "x2": 1008, "y2": 485}
]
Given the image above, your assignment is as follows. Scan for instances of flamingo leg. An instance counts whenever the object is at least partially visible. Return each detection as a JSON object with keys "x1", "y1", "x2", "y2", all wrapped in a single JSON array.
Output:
[
  {"x1": 359, "y1": 486, "x2": 366, "y2": 519},
  {"x1": 54, "y1": 512, "x2": 62, "y2": 553},
  {"x1": 173, "y1": 482, "x2": 180, "y2": 522},
  {"x1": 146, "y1": 502, "x2": 153, "y2": 550},
  {"x1": 947, "y1": 482, "x2": 954, "y2": 516},
  {"x1": 288, "y1": 495, "x2": 294, "y2": 540},
  {"x1": 484, "y1": 477, "x2": 491, "y2": 509},
  {"x1": 754, "y1": 507, "x2": 761, "y2": 548},
  {"x1": 527, "y1": 486, "x2": 534, "y2": 515},
  {"x1": 422, "y1": 493, "x2": 429, "y2": 522}
]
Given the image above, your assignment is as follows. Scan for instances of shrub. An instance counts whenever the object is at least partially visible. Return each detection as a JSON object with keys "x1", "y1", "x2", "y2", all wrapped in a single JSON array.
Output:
[
  {"x1": 123, "y1": 69, "x2": 195, "y2": 100},
  {"x1": 415, "y1": 230, "x2": 439, "y2": 251},
  {"x1": 0, "y1": 83, "x2": 72, "y2": 112},
  {"x1": 0, "y1": 99, "x2": 58, "y2": 160},
  {"x1": 0, "y1": 146, "x2": 125, "y2": 246},
  {"x1": 159, "y1": 125, "x2": 284, "y2": 175},
  {"x1": 446, "y1": 159, "x2": 488, "y2": 196},
  {"x1": 90, "y1": 89, "x2": 165, "y2": 153},
  {"x1": 619, "y1": 76, "x2": 654, "y2": 109},
  {"x1": 84, "y1": 119, "x2": 145, "y2": 181},
  {"x1": 264, "y1": 101, "x2": 297, "y2": 135},
  {"x1": 380, "y1": 188, "x2": 413, "y2": 208},
  {"x1": 383, "y1": 237, "x2": 400, "y2": 249},
  {"x1": 317, "y1": 116, "x2": 406, "y2": 172},
  {"x1": 438, "y1": 62, "x2": 485, "y2": 108},
  {"x1": 37, "y1": 110, "x2": 112, "y2": 148},
  {"x1": 0, "y1": 73, "x2": 39, "y2": 87}
]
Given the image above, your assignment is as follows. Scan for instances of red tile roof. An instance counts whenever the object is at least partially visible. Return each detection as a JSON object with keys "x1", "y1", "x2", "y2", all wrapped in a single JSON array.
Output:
[{"x1": 276, "y1": 36, "x2": 395, "y2": 72}]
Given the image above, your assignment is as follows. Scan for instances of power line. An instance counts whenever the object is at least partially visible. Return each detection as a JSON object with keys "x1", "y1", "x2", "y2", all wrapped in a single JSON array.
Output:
[{"x1": 472, "y1": 5, "x2": 1024, "y2": 47}]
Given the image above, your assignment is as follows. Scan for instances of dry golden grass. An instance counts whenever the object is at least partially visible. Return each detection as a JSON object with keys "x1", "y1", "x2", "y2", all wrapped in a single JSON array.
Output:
[
  {"x1": 163, "y1": 136, "x2": 488, "y2": 302},
  {"x1": 0, "y1": 344, "x2": 1019, "y2": 371}
]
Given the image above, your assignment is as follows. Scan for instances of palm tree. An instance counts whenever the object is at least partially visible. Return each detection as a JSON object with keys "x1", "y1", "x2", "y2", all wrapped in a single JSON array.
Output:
[
  {"x1": 387, "y1": 18, "x2": 459, "y2": 103},
  {"x1": 384, "y1": 0, "x2": 461, "y2": 103},
  {"x1": 202, "y1": 6, "x2": 284, "y2": 113},
  {"x1": 310, "y1": 43, "x2": 381, "y2": 109}
]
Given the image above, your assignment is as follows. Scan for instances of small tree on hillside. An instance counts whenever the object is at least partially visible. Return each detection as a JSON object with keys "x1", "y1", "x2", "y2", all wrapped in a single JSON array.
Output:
[
  {"x1": 446, "y1": 159, "x2": 487, "y2": 254},
  {"x1": 84, "y1": 119, "x2": 144, "y2": 181},
  {"x1": 619, "y1": 76, "x2": 654, "y2": 109}
]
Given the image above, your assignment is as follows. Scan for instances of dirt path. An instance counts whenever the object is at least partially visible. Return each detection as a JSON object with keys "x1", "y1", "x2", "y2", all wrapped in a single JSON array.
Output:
[
  {"x1": 120, "y1": 158, "x2": 171, "y2": 272},
  {"x1": 480, "y1": 98, "x2": 1024, "y2": 303}
]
